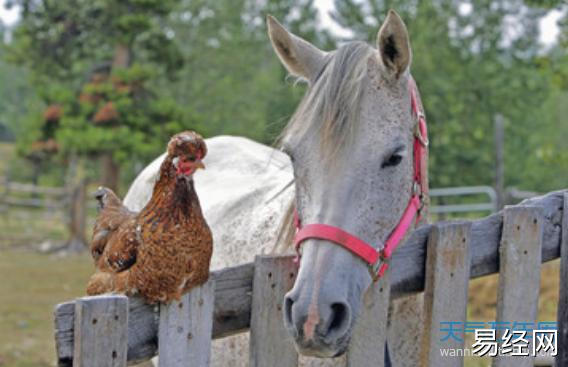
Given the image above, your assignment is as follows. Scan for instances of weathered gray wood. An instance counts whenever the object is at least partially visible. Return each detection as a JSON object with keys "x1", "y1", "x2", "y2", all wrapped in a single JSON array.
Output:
[
  {"x1": 211, "y1": 262, "x2": 255, "y2": 337},
  {"x1": 55, "y1": 263, "x2": 252, "y2": 366},
  {"x1": 420, "y1": 222, "x2": 471, "y2": 367},
  {"x1": 556, "y1": 193, "x2": 568, "y2": 367},
  {"x1": 53, "y1": 190, "x2": 567, "y2": 365},
  {"x1": 158, "y1": 280, "x2": 215, "y2": 367},
  {"x1": 391, "y1": 189, "x2": 564, "y2": 297},
  {"x1": 56, "y1": 297, "x2": 158, "y2": 366},
  {"x1": 249, "y1": 256, "x2": 298, "y2": 367},
  {"x1": 5, "y1": 181, "x2": 67, "y2": 195},
  {"x1": 54, "y1": 302, "x2": 75, "y2": 367},
  {"x1": 347, "y1": 266, "x2": 391, "y2": 367},
  {"x1": 493, "y1": 206, "x2": 544, "y2": 367},
  {"x1": 73, "y1": 295, "x2": 129, "y2": 367}
]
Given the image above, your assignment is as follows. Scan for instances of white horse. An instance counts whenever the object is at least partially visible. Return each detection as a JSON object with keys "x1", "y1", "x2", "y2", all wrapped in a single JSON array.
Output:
[{"x1": 125, "y1": 10, "x2": 426, "y2": 366}]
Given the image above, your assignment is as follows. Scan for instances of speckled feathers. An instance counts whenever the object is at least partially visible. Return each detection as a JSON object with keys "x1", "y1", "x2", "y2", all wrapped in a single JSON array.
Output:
[{"x1": 86, "y1": 131, "x2": 213, "y2": 304}]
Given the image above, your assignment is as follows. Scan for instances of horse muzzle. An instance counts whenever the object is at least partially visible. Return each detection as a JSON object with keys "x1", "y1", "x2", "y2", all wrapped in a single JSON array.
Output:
[{"x1": 283, "y1": 282, "x2": 353, "y2": 357}]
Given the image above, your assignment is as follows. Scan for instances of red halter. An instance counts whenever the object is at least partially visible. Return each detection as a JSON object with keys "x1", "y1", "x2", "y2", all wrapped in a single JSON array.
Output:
[{"x1": 293, "y1": 76, "x2": 429, "y2": 281}]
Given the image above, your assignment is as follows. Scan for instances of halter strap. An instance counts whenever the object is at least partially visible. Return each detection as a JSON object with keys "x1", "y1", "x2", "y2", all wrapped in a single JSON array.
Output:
[{"x1": 293, "y1": 76, "x2": 428, "y2": 281}]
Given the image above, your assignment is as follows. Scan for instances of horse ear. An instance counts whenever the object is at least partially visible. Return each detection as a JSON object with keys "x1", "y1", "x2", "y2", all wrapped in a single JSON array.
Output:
[
  {"x1": 267, "y1": 15, "x2": 326, "y2": 81},
  {"x1": 376, "y1": 10, "x2": 411, "y2": 78}
]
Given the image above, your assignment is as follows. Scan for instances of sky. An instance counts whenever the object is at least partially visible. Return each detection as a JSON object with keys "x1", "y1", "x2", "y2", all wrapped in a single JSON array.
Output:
[
  {"x1": 313, "y1": 0, "x2": 563, "y2": 45},
  {"x1": 0, "y1": 0, "x2": 563, "y2": 45}
]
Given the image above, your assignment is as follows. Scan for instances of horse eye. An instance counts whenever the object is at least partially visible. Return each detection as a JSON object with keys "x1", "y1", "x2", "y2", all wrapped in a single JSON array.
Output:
[{"x1": 381, "y1": 154, "x2": 403, "y2": 168}]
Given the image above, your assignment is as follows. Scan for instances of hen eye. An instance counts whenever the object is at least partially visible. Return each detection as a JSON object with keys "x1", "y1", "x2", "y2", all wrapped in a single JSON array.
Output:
[{"x1": 381, "y1": 154, "x2": 403, "y2": 168}]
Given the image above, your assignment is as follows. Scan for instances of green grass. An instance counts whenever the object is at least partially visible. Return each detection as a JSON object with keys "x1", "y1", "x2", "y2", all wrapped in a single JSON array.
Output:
[
  {"x1": 0, "y1": 249, "x2": 94, "y2": 367},
  {"x1": 0, "y1": 209, "x2": 69, "y2": 249}
]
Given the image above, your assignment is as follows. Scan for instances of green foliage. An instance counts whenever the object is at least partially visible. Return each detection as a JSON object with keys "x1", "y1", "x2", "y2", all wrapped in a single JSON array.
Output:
[
  {"x1": 0, "y1": 37, "x2": 39, "y2": 142},
  {"x1": 7, "y1": 0, "x2": 183, "y2": 80},
  {"x1": 5, "y1": 0, "x2": 190, "y2": 188},
  {"x1": 56, "y1": 65, "x2": 186, "y2": 164},
  {"x1": 4, "y1": 0, "x2": 326, "y2": 188},
  {"x1": 2, "y1": 0, "x2": 567, "y2": 193},
  {"x1": 165, "y1": 0, "x2": 327, "y2": 143}
]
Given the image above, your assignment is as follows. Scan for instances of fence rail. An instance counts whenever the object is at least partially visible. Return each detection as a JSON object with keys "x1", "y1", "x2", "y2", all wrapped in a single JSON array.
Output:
[
  {"x1": 2, "y1": 181, "x2": 539, "y2": 247},
  {"x1": 0, "y1": 178, "x2": 70, "y2": 210},
  {"x1": 53, "y1": 189, "x2": 567, "y2": 366},
  {"x1": 430, "y1": 185, "x2": 498, "y2": 214},
  {"x1": 0, "y1": 177, "x2": 90, "y2": 248}
]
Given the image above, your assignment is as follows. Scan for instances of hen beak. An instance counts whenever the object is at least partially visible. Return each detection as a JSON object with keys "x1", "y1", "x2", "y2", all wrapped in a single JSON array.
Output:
[{"x1": 194, "y1": 160, "x2": 205, "y2": 170}]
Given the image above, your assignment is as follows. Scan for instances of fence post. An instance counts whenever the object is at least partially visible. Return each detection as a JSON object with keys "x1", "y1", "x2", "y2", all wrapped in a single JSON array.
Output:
[
  {"x1": 557, "y1": 193, "x2": 568, "y2": 366},
  {"x1": 158, "y1": 280, "x2": 215, "y2": 367},
  {"x1": 494, "y1": 114, "x2": 505, "y2": 210},
  {"x1": 73, "y1": 295, "x2": 128, "y2": 367},
  {"x1": 249, "y1": 255, "x2": 298, "y2": 367},
  {"x1": 346, "y1": 266, "x2": 391, "y2": 367},
  {"x1": 420, "y1": 221, "x2": 472, "y2": 367},
  {"x1": 493, "y1": 206, "x2": 543, "y2": 367}
]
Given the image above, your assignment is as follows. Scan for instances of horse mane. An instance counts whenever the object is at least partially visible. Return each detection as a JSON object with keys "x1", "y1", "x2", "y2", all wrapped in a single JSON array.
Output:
[
  {"x1": 273, "y1": 41, "x2": 376, "y2": 253},
  {"x1": 278, "y1": 41, "x2": 374, "y2": 159}
]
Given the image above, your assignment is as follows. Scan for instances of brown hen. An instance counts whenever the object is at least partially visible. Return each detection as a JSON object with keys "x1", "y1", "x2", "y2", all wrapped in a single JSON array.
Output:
[{"x1": 86, "y1": 131, "x2": 213, "y2": 303}]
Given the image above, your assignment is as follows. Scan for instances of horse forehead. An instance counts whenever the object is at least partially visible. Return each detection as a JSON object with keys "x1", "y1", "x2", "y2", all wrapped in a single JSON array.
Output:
[{"x1": 363, "y1": 80, "x2": 410, "y2": 120}]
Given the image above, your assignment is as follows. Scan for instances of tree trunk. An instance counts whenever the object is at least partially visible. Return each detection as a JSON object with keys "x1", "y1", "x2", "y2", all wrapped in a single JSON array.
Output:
[
  {"x1": 67, "y1": 179, "x2": 87, "y2": 252},
  {"x1": 112, "y1": 43, "x2": 130, "y2": 69},
  {"x1": 101, "y1": 153, "x2": 120, "y2": 192},
  {"x1": 99, "y1": 43, "x2": 131, "y2": 193}
]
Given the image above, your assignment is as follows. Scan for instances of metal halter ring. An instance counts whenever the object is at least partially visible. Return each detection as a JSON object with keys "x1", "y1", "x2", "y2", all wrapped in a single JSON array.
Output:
[{"x1": 368, "y1": 250, "x2": 389, "y2": 281}]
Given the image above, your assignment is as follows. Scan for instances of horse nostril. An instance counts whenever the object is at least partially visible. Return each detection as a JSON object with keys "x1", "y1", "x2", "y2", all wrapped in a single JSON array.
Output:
[
  {"x1": 283, "y1": 296, "x2": 294, "y2": 329},
  {"x1": 324, "y1": 302, "x2": 350, "y2": 338},
  {"x1": 329, "y1": 303, "x2": 347, "y2": 331}
]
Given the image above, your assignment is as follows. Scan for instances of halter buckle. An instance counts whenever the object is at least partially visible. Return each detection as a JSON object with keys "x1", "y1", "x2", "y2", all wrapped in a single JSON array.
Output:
[
  {"x1": 414, "y1": 118, "x2": 429, "y2": 147},
  {"x1": 369, "y1": 251, "x2": 389, "y2": 281},
  {"x1": 412, "y1": 181, "x2": 426, "y2": 218},
  {"x1": 412, "y1": 181, "x2": 421, "y2": 196}
]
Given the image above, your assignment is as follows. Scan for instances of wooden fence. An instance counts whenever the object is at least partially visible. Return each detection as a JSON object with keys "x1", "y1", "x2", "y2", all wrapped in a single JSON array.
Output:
[
  {"x1": 0, "y1": 177, "x2": 88, "y2": 248},
  {"x1": 53, "y1": 190, "x2": 567, "y2": 366},
  {"x1": 0, "y1": 179, "x2": 69, "y2": 210}
]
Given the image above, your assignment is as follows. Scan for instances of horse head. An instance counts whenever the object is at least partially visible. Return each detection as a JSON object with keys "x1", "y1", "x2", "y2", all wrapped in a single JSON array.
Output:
[{"x1": 268, "y1": 10, "x2": 429, "y2": 357}]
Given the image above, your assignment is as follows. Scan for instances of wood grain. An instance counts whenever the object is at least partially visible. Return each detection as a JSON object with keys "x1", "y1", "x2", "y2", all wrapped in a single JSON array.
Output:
[
  {"x1": 249, "y1": 256, "x2": 298, "y2": 367},
  {"x1": 420, "y1": 222, "x2": 471, "y2": 367},
  {"x1": 73, "y1": 295, "x2": 128, "y2": 367},
  {"x1": 346, "y1": 265, "x2": 391, "y2": 367},
  {"x1": 493, "y1": 206, "x2": 543, "y2": 367},
  {"x1": 158, "y1": 280, "x2": 215, "y2": 367}
]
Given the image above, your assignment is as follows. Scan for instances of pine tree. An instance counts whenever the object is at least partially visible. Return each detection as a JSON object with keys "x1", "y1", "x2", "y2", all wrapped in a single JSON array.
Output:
[{"x1": 8, "y1": 0, "x2": 186, "y2": 192}]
